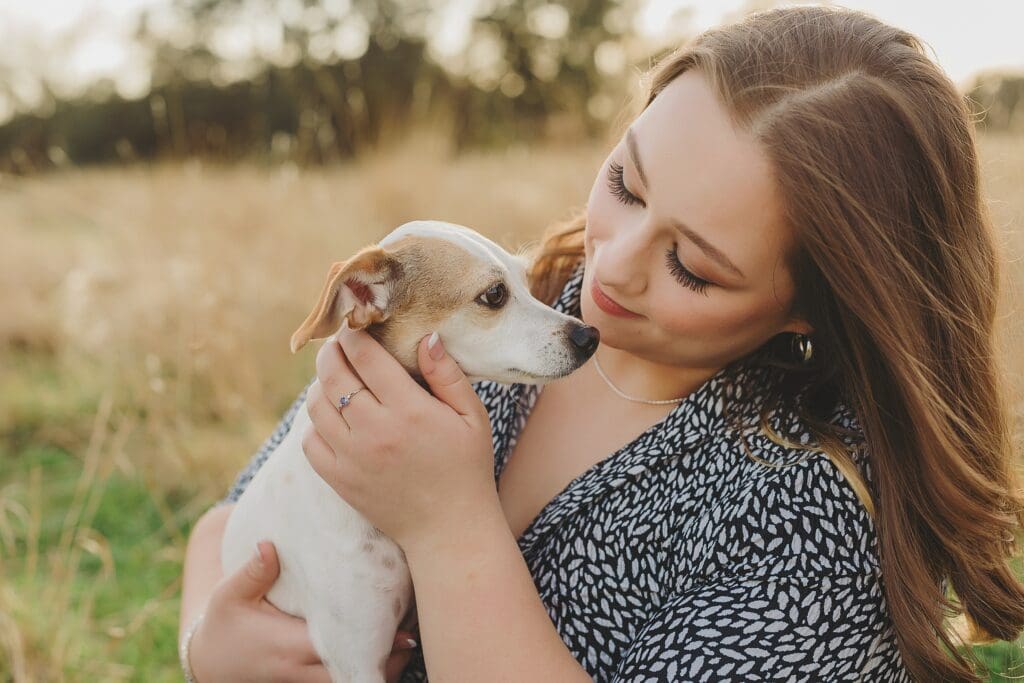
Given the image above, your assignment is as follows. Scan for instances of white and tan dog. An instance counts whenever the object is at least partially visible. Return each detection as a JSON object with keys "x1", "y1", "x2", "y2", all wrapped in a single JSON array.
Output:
[{"x1": 222, "y1": 220, "x2": 599, "y2": 682}]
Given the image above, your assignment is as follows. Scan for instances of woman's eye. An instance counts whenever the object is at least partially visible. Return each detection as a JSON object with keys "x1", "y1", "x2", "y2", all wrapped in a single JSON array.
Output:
[
  {"x1": 665, "y1": 248, "x2": 712, "y2": 296},
  {"x1": 607, "y1": 161, "x2": 645, "y2": 207},
  {"x1": 477, "y1": 282, "x2": 508, "y2": 308},
  {"x1": 605, "y1": 160, "x2": 711, "y2": 296}
]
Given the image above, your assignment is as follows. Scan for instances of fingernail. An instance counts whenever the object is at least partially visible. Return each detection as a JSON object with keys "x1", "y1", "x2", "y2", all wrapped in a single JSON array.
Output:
[
  {"x1": 254, "y1": 541, "x2": 266, "y2": 565},
  {"x1": 427, "y1": 332, "x2": 444, "y2": 360}
]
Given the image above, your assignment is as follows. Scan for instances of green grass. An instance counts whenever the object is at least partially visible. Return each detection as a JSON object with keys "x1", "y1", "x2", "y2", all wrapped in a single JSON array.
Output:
[
  {"x1": 0, "y1": 347, "x2": 199, "y2": 682},
  {"x1": 971, "y1": 549, "x2": 1024, "y2": 681},
  {"x1": 978, "y1": 641, "x2": 1024, "y2": 682},
  {"x1": 2, "y1": 349, "x2": 1022, "y2": 680},
  {"x1": 2, "y1": 441, "x2": 192, "y2": 682}
]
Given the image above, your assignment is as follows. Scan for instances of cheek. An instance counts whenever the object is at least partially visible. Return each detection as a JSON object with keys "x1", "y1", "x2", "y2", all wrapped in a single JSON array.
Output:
[
  {"x1": 652, "y1": 298, "x2": 723, "y2": 338},
  {"x1": 584, "y1": 178, "x2": 621, "y2": 242},
  {"x1": 650, "y1": 288, "x2": 786, "y2": 342}
]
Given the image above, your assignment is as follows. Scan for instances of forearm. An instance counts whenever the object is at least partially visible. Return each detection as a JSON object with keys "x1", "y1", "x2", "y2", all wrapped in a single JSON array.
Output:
[
  {"x1": 179, "y1": 503, "x2": 233, "y2": 641},
  {"x1": 403, "y1": 494, "x2": 592, "y2": 682}
]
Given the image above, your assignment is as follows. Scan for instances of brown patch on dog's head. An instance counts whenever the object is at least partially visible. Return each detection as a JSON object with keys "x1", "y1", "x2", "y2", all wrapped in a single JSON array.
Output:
[
  {"x1": 289, "y1": 246, "x2": 401, "y2": 353},
  {"x1": 368, "y1": 237, "x2": 507, "y2": 370},
  {"x1": 290, "y1": 231, "x2": 524, "y2": 379}
]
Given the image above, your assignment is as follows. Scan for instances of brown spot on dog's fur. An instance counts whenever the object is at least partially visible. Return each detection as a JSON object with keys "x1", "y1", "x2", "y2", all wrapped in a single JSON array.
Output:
[
  {"x1": 367, "y1": 236, "x2": 506, "y2": 373},
  {"x1": 383, "y1": 555, "x2": 396, "y2": 570},
  {"x1": 362, "y1": 541, "x2": 375, "y2": 553}
]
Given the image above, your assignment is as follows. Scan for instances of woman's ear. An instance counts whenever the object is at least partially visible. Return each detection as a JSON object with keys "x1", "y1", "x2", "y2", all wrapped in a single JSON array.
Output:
[
  {"x1": 782, "y1": 316, "x2": 814, "y2": 337},
  {"x1": 289, "y1": 246, "x2": 401, "y2": 353}
]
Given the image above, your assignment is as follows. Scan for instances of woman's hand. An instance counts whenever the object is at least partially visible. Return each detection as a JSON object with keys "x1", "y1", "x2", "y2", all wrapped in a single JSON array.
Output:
[
  {"x1": 189, "y1": 540, "x2": 419, "y2": 682},
  {"x1": 301, "y1": 327, "x2": 499, "y2": 550}
]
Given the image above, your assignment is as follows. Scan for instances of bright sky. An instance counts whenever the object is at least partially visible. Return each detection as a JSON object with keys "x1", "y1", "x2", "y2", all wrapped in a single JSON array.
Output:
[
  {"x1": 642, "y1": 0, "x2": 1024, "y2": 87},
  {"x1": 0, "y1": 0, "x2": 1021, "y2": 115}
]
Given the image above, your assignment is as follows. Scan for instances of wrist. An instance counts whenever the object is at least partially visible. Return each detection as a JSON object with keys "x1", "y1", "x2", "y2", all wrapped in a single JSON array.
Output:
[
  {"x1": 401, "y1": 490, "x2": 509, "y2": 565},
  {"x1": 179, "y1": 612, "x2": 206, "y2": 683}
]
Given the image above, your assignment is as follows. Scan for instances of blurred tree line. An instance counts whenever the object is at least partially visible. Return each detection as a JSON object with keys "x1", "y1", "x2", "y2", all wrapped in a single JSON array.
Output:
[
  {"x1": 0, "y1": 0, "x2": 1020, "y2": 174},
  {"x1": 0, "y1": 0, "x2": 651, "y2": 173},
  {"x1": 968, "y1": 72, "x2": 1024, "y2": 133}
]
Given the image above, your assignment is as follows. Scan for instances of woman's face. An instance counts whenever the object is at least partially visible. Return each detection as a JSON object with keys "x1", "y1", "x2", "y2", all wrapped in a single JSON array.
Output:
[{"x1": 581, "y1": 68, "x2": 811, "y2": 371}]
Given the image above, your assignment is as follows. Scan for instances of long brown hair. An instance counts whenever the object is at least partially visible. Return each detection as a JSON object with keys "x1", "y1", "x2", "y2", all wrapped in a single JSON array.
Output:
[{"x1": 528, "y1": 6, "x2": 1024, "y2": 681}]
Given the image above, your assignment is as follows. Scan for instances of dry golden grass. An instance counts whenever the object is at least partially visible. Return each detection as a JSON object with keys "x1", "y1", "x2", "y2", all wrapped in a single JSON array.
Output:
[
  {"x1": 979, "y1": 133, "x2": 1024, "y2": 426},
  {"x1": 0, "y1": 130, "x2": 1022, "y2": 680},
  {"x1": 0, "y1": 133, "x2": 606, "y2": 495},
  {"x1": 0, "y1": 133, "x2": 607, "y2": 680}
]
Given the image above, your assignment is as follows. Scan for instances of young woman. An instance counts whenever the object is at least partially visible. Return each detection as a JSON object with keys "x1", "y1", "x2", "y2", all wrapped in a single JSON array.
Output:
[{"x1": 179, "y1": 6, "x2": 1024, "y2": 682}]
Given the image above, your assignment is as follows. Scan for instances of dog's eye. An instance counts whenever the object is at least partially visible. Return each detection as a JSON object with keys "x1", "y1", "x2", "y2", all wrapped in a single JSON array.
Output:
[{"x1": 477, "y1": 283, "x2": 508, "y2": 308}]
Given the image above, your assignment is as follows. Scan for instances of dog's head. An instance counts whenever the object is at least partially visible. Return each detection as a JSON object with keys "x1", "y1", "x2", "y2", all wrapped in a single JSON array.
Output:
[{"x1": 290, "y1": 220, "x2": 599, "y2": 383}]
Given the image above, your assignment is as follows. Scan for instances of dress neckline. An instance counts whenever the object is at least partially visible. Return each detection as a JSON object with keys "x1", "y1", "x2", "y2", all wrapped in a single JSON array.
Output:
[{"x1": 493, "y1": 260, "x2": 771, "y2": 552}]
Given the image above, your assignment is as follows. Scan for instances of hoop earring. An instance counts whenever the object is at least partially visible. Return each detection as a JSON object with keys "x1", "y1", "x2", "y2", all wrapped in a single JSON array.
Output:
[{"x1": 791, "y1": 334, "x2": 814, "y2": 365}]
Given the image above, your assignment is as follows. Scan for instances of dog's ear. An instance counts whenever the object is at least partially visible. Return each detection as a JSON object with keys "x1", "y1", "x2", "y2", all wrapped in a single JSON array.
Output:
[{"x1": 290, "y1": 246, "x2": 400, "y2": 353}]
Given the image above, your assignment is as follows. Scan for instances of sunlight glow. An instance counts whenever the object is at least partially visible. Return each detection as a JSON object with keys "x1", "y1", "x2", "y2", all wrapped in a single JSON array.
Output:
[{"x1": 0, "y1": 0, "x2": 1020, "y2": 122}]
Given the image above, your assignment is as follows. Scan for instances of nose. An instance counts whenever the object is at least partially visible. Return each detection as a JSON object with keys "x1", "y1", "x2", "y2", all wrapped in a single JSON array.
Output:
[
  {"x1": 567, "y1": 323, "x2": 600, "y2": 362},
  {"x1": 594, "y1": 221, "x2": 653, "y2": 295}
]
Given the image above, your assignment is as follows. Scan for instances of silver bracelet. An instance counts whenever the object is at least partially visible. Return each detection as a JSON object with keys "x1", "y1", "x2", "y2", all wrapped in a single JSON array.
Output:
[{"x1": 179, "y1": 612, "x2": 205, "y2": 683}]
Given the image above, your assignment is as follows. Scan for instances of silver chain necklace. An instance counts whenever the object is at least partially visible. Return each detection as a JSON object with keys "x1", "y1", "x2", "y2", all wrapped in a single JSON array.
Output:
[{"x1": 592, "y1": 353, "x2": 687, "y2": 405}]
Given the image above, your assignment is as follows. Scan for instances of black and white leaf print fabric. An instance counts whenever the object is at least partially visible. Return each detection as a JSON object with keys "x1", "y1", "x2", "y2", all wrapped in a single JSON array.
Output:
[
  {"x1": 221, "y1": 261, "x2": 913, "y2": 682},
  {"x1": 615, "y1": 572, "x2": 904, "y2": 681}
]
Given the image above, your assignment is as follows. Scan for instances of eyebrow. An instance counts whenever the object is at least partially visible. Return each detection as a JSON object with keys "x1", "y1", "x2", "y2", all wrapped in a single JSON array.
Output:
[{"x1": 625, "y1": 127, "x2": 746, "y2": 280}]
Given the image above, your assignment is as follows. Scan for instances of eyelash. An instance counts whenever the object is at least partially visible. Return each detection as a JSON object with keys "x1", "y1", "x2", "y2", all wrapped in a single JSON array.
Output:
[
  {"x1": 665, "y1": 248, "x2": 712, "y2": 296},
  {"x1": 607, "y1": 161, "x2": 644, "y2": 207},
  {"x1": 607, "y1": 160, "x2": 713, "y2": 296}
]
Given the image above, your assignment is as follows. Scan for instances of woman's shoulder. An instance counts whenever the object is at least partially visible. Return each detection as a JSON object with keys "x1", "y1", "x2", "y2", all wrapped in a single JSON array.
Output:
[
  {"x1": 692, "y1": 393, "x2": 882, "y2": 581},
  {"x1": 737, "y1": 446, "x2": 878, "y2": 566},
  {"x1": 740, "y1": 394, "x2": 873, "y2": 515},
  {"x1": 715, "y1": 361, "x2": 874, "y2": 515}
]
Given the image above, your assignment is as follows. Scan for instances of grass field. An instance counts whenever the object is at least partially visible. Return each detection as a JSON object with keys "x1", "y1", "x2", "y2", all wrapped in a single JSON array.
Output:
[{"x1": 1, "y1": 131, "x2": 1022, "y2": 681}]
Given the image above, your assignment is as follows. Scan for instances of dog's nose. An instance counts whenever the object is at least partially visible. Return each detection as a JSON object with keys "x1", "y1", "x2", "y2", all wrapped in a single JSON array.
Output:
[{"x1": 568, "y1": 324, "x2": 600, "y2": 360}]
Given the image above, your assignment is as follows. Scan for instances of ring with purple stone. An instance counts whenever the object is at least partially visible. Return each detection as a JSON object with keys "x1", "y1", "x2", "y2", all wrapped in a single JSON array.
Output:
[{"x1": 337, "y1": 387, "x2": 365, "y2": 412}]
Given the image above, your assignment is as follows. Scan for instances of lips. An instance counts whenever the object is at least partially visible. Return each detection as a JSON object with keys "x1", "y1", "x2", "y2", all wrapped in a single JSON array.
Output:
[{"x1": 591, "y1": 279, "x2": 641, "y2": 318}]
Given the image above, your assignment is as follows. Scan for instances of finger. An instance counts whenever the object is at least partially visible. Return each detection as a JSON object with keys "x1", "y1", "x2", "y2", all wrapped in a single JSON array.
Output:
[
  {"x1": 315, "y1": 338, "x2": 380, "y2": 428},
  {"x1": 417, "y1": 333, "x2": 483, "y2": 418},
  {"x1": 336, "y1": 325, "x2": 418, "y2": 406},
  {"x1": 293, "y1": 635, "x2": 328, "y2": 666},
  {"x1": 385, "y1": 649, "x2": 414, "y2": 683},
  {"x1": 219, "y1": 540, "x2": 279, "y2": 603},
  {"x1": 295, "y1": 663, "x2": 334, "y2": 683},
  {"x1": 306, "y1": 379, "x2": 352, "y2": 442},
  {"x1": 301, "y1": 422, "x2": 349, "y2": 485},
  {"x1": 393, "y1": 630, "x2": 419, "y2": 650},
  {"x1": 317, "y1": 336, "x2": 380, "y2": 404},
  {"x1": 256, "y1": 601, "x2": 332, "y2": 665},
  {"x1": 266, "y1": 610, "x2": 328, "y2": 663}
]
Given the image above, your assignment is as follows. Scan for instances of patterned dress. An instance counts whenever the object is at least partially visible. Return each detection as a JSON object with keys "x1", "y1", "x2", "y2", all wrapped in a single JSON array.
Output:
[{"x1": 219, "y1": 263, "x2": 913, "y2": 682}]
